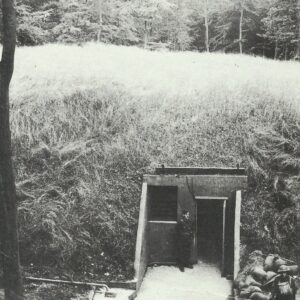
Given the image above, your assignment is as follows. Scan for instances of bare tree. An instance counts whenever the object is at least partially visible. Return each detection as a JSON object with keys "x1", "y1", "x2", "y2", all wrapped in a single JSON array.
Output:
[
  {"x1": 296, "y1": 0, "x2": 300, "y2": 60},
  {"x1": 144, "y1": 20, "x2": 149, "y2": 48},
  {"x1": 204, "y1": 0, "x2": 209, "y2": 52},
  {"x1": 0, "y1": 0, "x2": 24, "y2": 299},
  {"x1": 95, "y1": 0, "x2": 104, "y2": 42},
  {"x1": 239, "y1": 2, "x2": 244, "y2": 54}
]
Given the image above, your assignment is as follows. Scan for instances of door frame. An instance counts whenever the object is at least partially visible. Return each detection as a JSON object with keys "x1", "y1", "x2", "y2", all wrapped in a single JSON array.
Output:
[
  {"x1": 234, "y1": 191, "x2": 242, "y2": 279},
  {"x1": 194, "y1": 196, "x2": 228, "y2": 275}
]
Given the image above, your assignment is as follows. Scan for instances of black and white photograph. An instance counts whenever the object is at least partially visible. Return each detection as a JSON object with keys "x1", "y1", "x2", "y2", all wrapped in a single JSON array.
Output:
[{"x1": 0, "y1": 0, "x2": 300, "y2": 299}]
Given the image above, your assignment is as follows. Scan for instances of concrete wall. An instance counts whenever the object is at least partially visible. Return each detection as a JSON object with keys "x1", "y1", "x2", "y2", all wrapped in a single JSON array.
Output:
[
  {"x1": 145, "y1": 174, "x2": 246, "y2": 217},
  {"x1": 234, "y1": 191, "x2": 242, "y2": 279},
  {"x1": 224, "y1": 191, "x2": 235, "y2": 275},
  {"x1": 134, "y1": 183, "x2": 149, "y2": 291},
  {"x1": 134, "y1": 172, "x2": 247, "y2": 289},
  {"x1": 145, "y1": 174, "x2": 247, "y2": 265}
]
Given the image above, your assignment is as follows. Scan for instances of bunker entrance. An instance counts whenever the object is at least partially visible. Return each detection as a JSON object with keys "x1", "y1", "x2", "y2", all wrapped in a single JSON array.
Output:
[
  {"x1": 196, "y1": 198, "x2": 225, "y2": 269},
  {"x1": 134, "y1": 167, "x2": 247, "y2": 290}
]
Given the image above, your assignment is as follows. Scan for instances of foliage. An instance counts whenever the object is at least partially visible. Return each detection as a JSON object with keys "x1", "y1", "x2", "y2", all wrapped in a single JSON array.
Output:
[
  {"x1": 243, "y1": 110, "x2": 300, "y2": 261},
  {"x1": 261, "y1": 0, "x2": 298, "y2": 59},
  {"x1": 1, "y1": 0, "x2": 299, "y2": 58},
  {"x1": 24, "y1": 284, "x2": 88, "y2": 300},
  {"x1": 15, "y1": 0, "x2": 61, "y2": 45}
]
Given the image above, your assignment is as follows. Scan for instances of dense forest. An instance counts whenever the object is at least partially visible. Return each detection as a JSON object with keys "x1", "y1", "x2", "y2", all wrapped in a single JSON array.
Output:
[{"x1": 0, "y1": 0, "x2": 299, "y2": 60}]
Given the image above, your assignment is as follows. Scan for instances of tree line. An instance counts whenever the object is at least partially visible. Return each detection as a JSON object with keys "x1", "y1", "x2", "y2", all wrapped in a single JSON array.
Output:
[{"x1": 0, "y1": 0, "x2": 299, "y2": 60}]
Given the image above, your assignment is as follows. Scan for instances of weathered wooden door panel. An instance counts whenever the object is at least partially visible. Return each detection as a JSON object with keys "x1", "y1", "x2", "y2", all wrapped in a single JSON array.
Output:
[{"x1": 148, "y1": 221, "x2": 177, "y2": 263}]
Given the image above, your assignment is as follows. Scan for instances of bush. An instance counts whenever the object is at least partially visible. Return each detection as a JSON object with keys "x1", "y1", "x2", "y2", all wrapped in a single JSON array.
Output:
[{"x1": 243, "y1": 112, "x2": 300, "y2": 262}]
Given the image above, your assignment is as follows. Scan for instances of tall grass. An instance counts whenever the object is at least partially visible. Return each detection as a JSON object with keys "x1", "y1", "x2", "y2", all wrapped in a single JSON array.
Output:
[{"x1": 9, "y1": 43, "x2": 300, "y2": 279}]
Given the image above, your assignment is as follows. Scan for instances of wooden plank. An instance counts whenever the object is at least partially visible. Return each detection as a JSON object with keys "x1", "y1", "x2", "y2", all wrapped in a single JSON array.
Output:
[
  {"x1": 148, "y1": 221, "x2": 177, "y2": 224},
  {"x1": 195, "y1": 196, "x2": 228, "y2": 201},
  {"x1": 234, "y1": 190, "x2": 242, "y2": 279},
  {"x1": 25, "y1": 277, "x2": 136, "y2": 290},
  {"x1": 148, "y1": 222, "x2": 177, "y2": 263}
]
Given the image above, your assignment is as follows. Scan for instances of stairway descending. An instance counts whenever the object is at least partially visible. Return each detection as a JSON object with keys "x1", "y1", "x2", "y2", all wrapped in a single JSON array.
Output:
[{"x1": 136, "y1": 261, "x2": 232, "y2": 300}]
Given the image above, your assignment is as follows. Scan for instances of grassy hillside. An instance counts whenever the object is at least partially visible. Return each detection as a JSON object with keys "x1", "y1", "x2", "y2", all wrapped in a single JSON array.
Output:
[{"x1": 10, "y1": 43, "x2": 300, "y2": 280}]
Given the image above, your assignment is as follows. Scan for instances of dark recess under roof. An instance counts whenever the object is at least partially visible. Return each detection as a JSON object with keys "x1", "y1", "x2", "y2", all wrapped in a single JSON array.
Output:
[{"x1": 155, "y1": 167, "x2": 246, "y2": 176}]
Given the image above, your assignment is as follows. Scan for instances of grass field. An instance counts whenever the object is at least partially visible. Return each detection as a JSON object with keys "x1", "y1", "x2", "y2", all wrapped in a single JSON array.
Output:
[{"x1": 10, "y1": 43, "x2": 300, "y2": 280}]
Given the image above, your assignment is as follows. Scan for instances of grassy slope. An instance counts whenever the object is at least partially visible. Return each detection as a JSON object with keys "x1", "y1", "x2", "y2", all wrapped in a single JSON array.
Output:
[{"x1": 10, "y1": 43, "x2": 300, "y2": 280}]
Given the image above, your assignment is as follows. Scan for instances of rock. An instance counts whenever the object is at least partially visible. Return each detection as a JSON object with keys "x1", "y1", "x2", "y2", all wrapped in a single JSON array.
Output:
[
  {"x1": 240, "y1": 286, "x2": 262, "y2": 298},
  {"x1": 294, "y1": 277, "x2": 300, "y2": 289},
  {"x1": 234, "y1": 273, "x2": 247, "y2": 289},
  {"x1": 264, "y1": 254, "x2": 276, "y2": 272},
  {"x1": 250, "y1": 292, "x2": 271, "y2": 300},
  {"x1": 238, "y1": 280, "x2": 248, "y2": 290},
  {"x1": 265, "y1": 271, "x2": 277, "y2": 281},
  {"x1": 245, "y1": 275, "x2": 262, "y2": 287},
  {"x1": 287, "y1": 265, "x2": 299, "y2": 275},
  {"x1": 274, "y1": 257, "x2": 286, "y2": 271},
  {"x1": 252, "y1": 266, "x2": 267, "y2": 282}
]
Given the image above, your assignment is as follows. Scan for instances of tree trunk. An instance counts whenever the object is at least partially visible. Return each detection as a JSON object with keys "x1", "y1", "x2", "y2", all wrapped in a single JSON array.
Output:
[
  {"x1": 284, "y1": 44, "x2": 288, "y2": 60},
  {"x1": 144, "y1": 20, "x2": 148, "y2": 48},
  {"x1": 296, "y1": 201, "x2": 300, "y2": 244},
  {"x1": 204, "y1": 0, "x2": 209, "y2": 52},
  {"x1": 176, "y1": 0, "x2": 182, "y2": 51},
  {"x1": 97, "y1": 0, "x2": 103, "y2": 42},
  {"x1": 274, "y1": 39, "x2": 279, "y2": 60},
  {"x1": 97, "y1": 13, "x2": 103, "y2": 42},
  {"x1": 296, "y1": 0, "x2": 300, "y2": 60},
  {"x1": 0, "y1": 0, "x2": 24, "y2": 299},
  {"x1": 239, "y1": 5, "x2": 244, "y2": 54}
]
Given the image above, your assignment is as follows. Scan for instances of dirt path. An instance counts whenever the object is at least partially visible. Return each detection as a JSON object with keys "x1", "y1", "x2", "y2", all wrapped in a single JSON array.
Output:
[{"x1": 136, "y1": 261, "x2": 232, "y2": 300}]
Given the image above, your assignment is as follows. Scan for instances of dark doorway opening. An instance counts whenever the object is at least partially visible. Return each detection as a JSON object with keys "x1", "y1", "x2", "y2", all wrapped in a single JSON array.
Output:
[{"x1": 196, "y1": 199, "x2": 225, "y2": 268}]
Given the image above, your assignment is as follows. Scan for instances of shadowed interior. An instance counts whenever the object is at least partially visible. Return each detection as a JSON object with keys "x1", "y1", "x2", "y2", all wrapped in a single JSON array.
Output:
[{"x1": 197, "y1": 199, "x2": 224, "y2": 268}]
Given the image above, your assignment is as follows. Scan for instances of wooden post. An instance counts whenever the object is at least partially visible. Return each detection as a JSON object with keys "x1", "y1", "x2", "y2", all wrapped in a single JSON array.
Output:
[
  {"x1": 233, "y1": 190, "x2": 242, "y2": 279},
  {"x1": 222, "y1": 199, "x2": 227, "y2": 276}
]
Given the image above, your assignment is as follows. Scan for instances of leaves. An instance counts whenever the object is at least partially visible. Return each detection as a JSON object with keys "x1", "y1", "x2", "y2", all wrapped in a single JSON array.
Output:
[{"x1": 3, "y1": 0, "x2": 298, "y2": 57}]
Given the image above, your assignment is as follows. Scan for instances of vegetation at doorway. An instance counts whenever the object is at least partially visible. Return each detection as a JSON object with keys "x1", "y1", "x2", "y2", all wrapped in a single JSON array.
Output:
[{"x1": 5, "y1": 43, "x2": 300, "y2": 281}]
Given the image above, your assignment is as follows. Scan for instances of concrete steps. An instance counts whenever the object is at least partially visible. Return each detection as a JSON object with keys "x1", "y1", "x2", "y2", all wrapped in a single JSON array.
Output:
[{"x1": 136, "y1": 261, "x2": 232, "y2": 300}]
